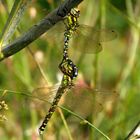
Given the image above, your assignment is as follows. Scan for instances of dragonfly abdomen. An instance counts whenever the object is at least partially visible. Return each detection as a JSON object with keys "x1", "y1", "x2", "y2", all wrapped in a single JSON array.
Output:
[{"x1": 39, "y1": 86, "x2": 66, "y2": 134}]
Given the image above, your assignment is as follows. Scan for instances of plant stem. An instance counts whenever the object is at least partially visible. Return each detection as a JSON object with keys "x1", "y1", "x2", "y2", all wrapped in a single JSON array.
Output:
[
  {"x1": 116, "y1": 0, "x2": 140, "y2": 97},
  {"x1": 0, "y1": 0, "x2": 84, "y2": 61},
  {"x1": 58, "y1": 108, "x2": 73, "y2": 140}
]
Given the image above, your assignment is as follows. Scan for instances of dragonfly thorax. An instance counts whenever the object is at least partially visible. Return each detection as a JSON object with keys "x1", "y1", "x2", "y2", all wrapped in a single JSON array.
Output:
[
  {"x1": 63, "y1": 8, "x2": 80, "y2": 32},
  {"x1": 59, "y1": 58, "x2": 78, "y2": 80}
]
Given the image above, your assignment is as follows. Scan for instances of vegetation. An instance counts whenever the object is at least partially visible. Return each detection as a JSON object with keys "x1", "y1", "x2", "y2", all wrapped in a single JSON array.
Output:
[{"x1": 0, "y1": 0, "x2": 140, "y2": 140}]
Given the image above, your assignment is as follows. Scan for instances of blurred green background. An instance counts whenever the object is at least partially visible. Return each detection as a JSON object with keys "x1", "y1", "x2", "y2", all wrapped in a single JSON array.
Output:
[{"x1": 0, "y1": 0, "x2": 140, "y2": 140}]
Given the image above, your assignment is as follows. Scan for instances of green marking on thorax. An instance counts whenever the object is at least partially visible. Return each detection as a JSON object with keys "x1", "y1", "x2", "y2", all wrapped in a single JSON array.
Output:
[{"x1": 0, "y1": 52, "x2": 4, "y2": 59}]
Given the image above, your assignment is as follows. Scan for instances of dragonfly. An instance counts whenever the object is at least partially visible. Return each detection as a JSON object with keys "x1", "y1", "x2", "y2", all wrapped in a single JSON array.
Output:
[{"x1": 39, "y1": 8, "x2": 118, "y2": 134}]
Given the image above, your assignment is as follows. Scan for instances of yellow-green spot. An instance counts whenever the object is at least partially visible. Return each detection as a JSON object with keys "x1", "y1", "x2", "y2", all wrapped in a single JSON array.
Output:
[{"x1": 0, "y1": 52, "x2": 4, "y2": 59}]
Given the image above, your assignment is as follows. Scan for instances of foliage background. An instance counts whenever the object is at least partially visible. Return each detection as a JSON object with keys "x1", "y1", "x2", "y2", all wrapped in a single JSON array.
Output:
[{"x1": 0, "y1": 0, "x2": 140, "y2": 140}]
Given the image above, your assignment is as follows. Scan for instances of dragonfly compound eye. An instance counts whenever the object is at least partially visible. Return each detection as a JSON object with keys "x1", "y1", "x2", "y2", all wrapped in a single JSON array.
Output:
[{"x1": 71, "y1": 8, "x2": 80, "y2": 18}]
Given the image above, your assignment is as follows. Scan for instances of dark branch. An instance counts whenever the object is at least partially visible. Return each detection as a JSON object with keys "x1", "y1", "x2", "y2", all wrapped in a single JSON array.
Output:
[{"x1": 0, "y1": 0, "x2": 83, "y2": 61}]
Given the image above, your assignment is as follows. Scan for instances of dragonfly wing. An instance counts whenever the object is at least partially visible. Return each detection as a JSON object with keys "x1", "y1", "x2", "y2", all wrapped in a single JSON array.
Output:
[
  {"x1": 32, "y1": 84, "x2": 60, "y2": 103},
  {"x1": 71, "y1": 31, "x2": 102, "y2": 53},
  {"x1": 70, "y1": 25, "x2": 117, "y2": 53},
  {"x1": 62, "y1": 87, "x2": 118, "y2": 118},
  {"x1": 62, "y1": 89, "x2": 99, "y2": 118},
  {"x1": 46, "y1": 21, "x2": 65, "y2": 36},
  {"x1": 31, "y1": 84, "x2": 118, "y2": 119},
  {"x1": 77, "y1": 24, "x2": 118, "y2": 42},
  {"x1": 45, "y1": 21, "x2": 65, "y2": 46},
  {"x1": 92, "y1": 29, "x2": 118, "y2": 42}
]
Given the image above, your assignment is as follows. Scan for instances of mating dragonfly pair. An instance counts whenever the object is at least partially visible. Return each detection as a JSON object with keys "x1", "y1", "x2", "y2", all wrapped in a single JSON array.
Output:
[{"x1": 38, "y1": 8, "x2": 118, "y2": 134}]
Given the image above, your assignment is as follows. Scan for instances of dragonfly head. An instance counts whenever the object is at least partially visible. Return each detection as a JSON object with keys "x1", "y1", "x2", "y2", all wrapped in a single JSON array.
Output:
[{"x1": 70, "y1": 8, "x2": 80, "y2": 18}]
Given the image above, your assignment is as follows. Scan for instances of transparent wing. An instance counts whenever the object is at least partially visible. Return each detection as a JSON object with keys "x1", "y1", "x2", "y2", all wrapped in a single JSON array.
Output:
[
  {"x1": 70, "y1": 34, "x2": 103, "y2": 54},
  {"x1": 76, "y1": 25, "x2": 118, "y2": 42},
  {"x1": 47, "y1": 23, "x2": 117, "y2": 42},
  {"x1": 32, "y1": 84, "x2": 60, "y2": 103},
  {"x1": 70, "y1": 25, "x2": 117, "y2": 53},
  {"x1": 32, "y1": 83, "x2": 118, "y2": 118},
  {"x1": 46, "y1": 21, "x2": 65, "y2": 38},
  {"x1": 63, "y1": 85, "x2": 118, "y2": 118},
  {"x1": 46, "y1": 22, "x2": 117, "y2": 54}
]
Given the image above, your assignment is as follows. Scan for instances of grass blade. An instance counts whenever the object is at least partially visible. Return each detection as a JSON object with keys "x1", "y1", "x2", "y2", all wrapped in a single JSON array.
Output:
[{"x1": 0, "y1": 0, "x2": 30, "y2": 49}]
